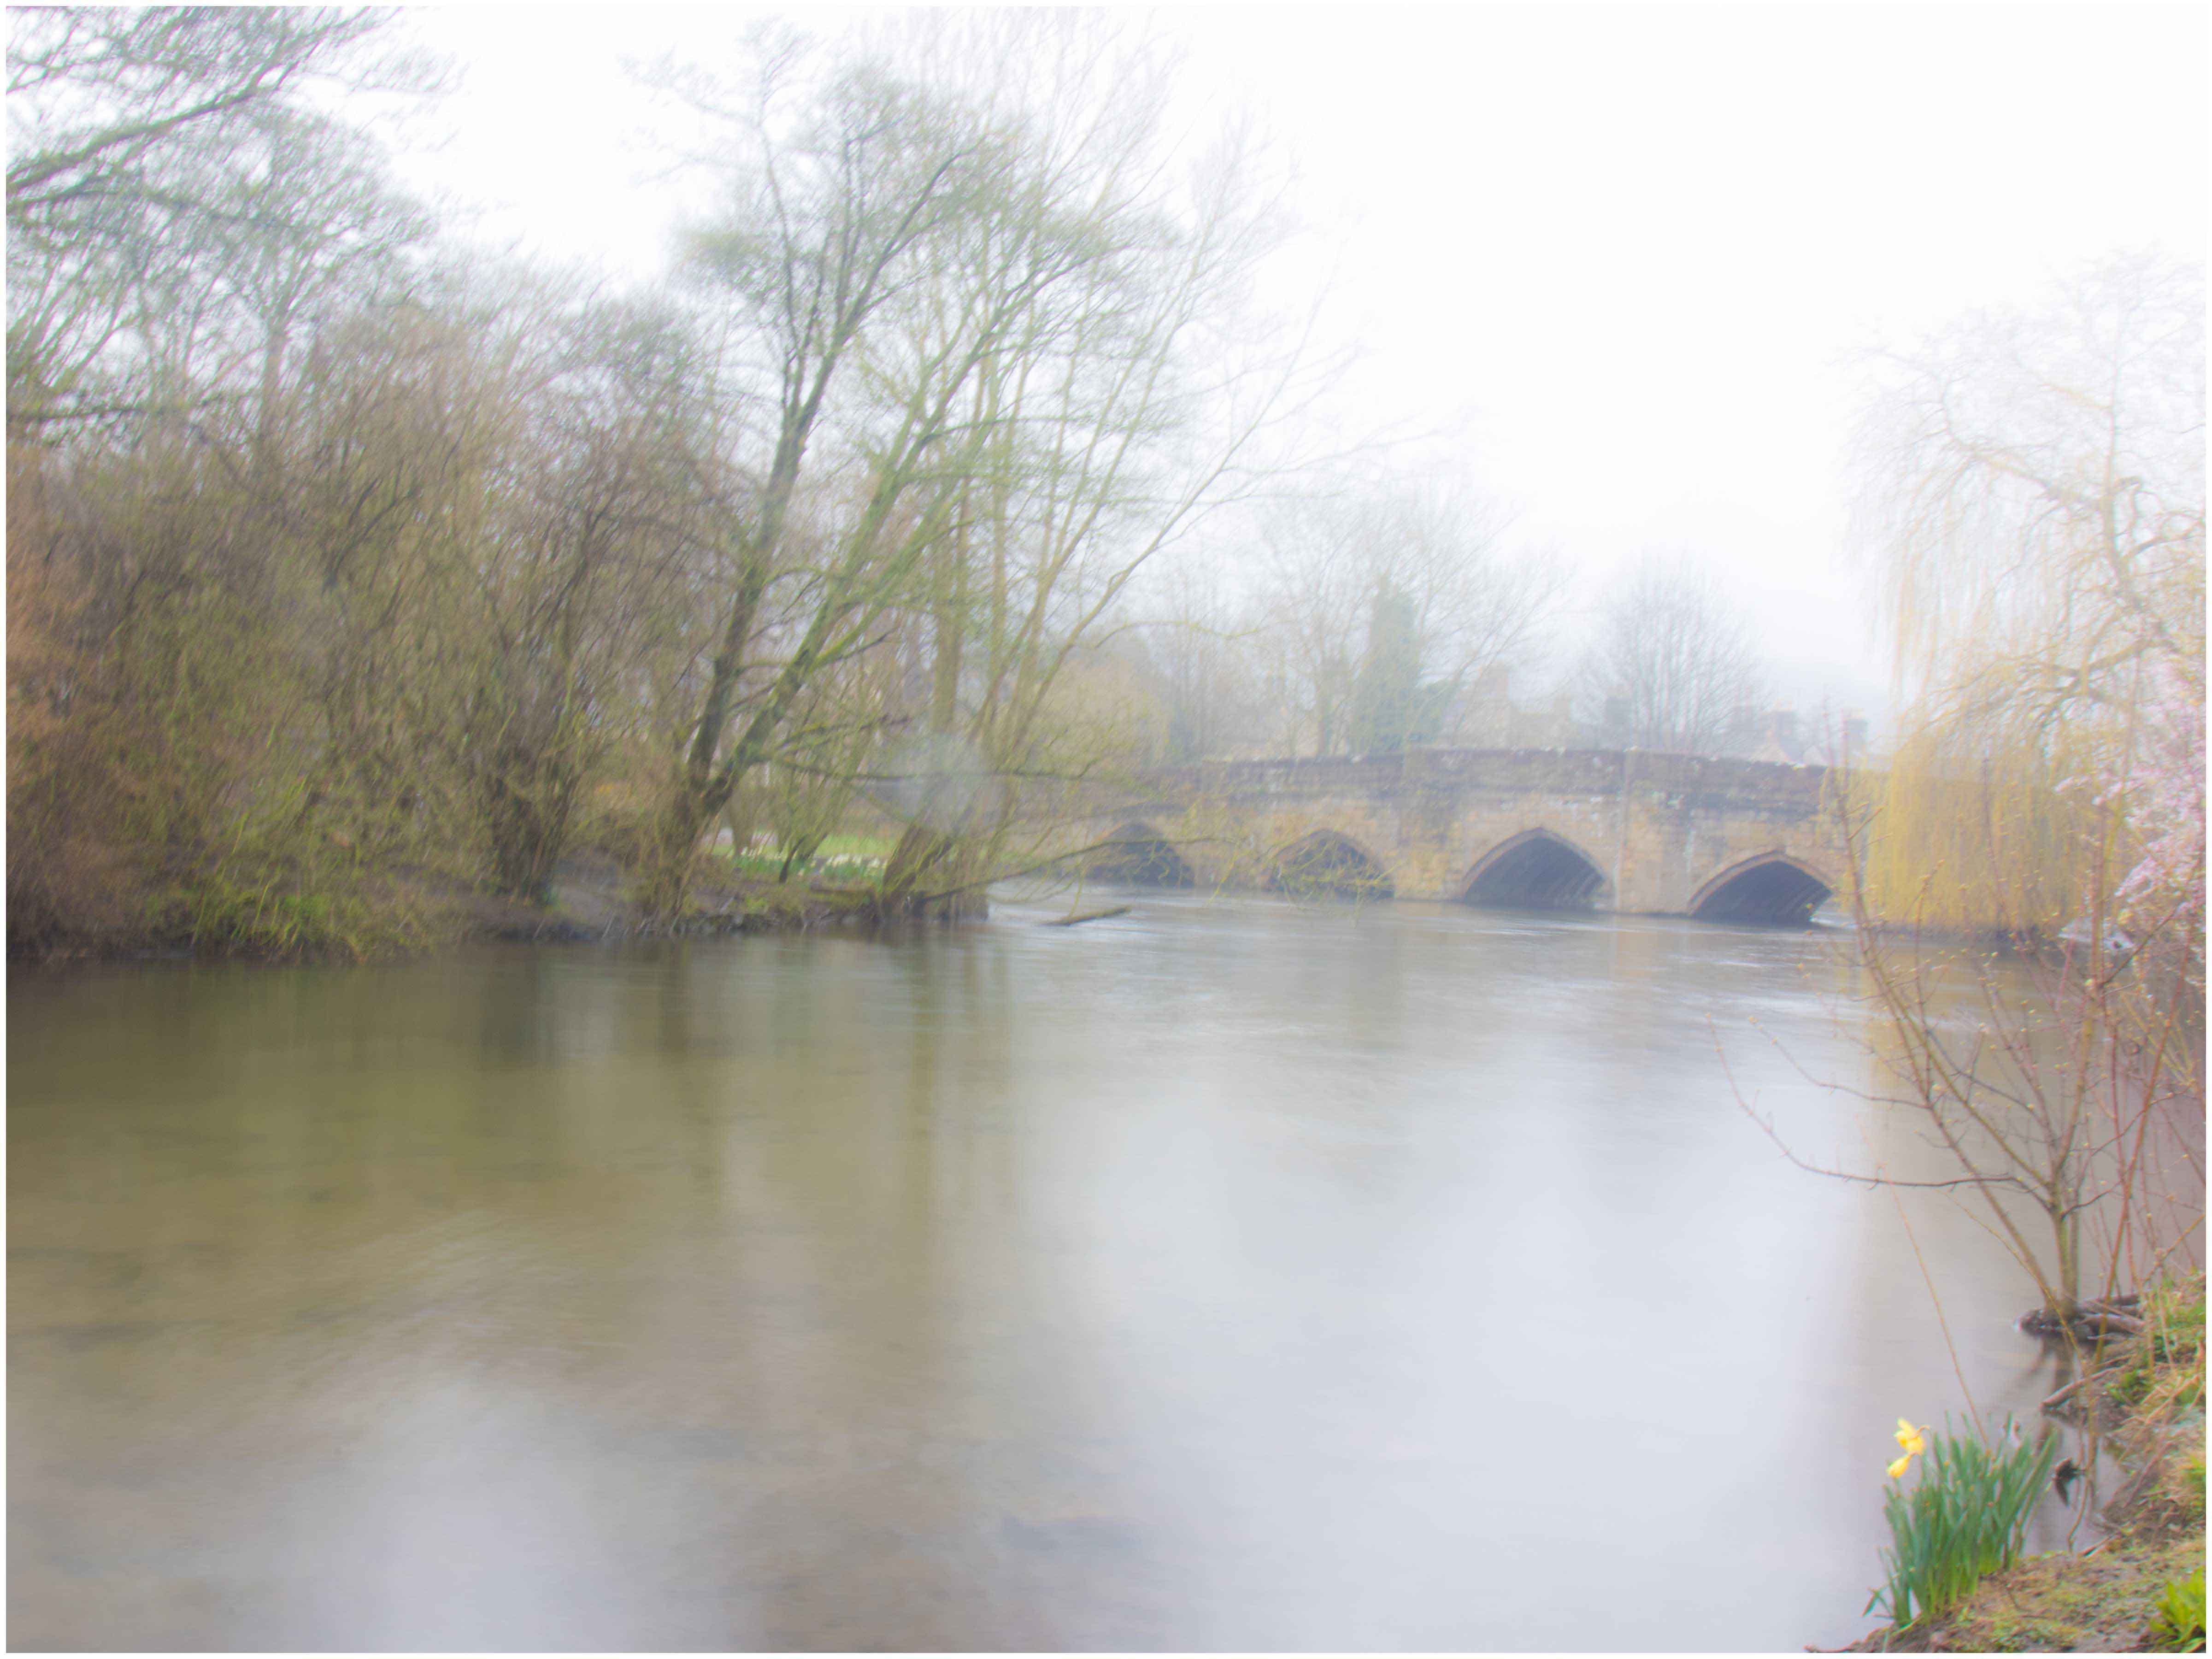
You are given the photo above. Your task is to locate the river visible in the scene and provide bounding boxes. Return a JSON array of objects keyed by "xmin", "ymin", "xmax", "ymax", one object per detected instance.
[{"xmin": 10, "ymin": 891, "xmax": 2083, "ymax": 1650}]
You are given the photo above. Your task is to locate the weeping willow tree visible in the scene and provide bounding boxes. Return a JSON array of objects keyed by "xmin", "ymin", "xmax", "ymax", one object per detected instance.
[
  {"xmin": 1843, "ymin": 727, "xmax": 2122, "ymax": 938},
  {"xmin": 1830, "ymin": 253, "xmax": 2204, "ymax": 1314},
  {"xmin": 1847, "ymin": 253, "xmax": 2204, "ymax": 940}
]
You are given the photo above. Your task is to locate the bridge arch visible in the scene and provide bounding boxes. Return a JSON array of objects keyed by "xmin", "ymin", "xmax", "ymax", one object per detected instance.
[
  {"xmin": 1688, "ymin": 852, "xmax": 1834, "ymax": 925},
  {"xmin": 1266, "ymin": 829, "xmax": 1395, "ymax": 901},
  {"xmin": 1461, "ymin": 829, "xmax": 1612, "ymax": 911},
  {"xmin": 1088, "ymin": 819, "xmax": 1194, "ymax": 888}
]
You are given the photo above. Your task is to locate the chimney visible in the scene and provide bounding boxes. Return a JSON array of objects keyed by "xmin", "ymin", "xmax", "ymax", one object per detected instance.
[
  {"xmin": 1768, "ymin": 708, "xmax": 1797, "ymax": 747},
  {"xmin": 1843, "ymin": 714, "xmax": 1869, "ymax": 754}
]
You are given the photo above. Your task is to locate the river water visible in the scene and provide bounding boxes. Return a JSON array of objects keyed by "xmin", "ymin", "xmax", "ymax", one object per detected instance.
[{"xmin": 11, "ymin": 893, "xmax": 2085, "ymax": 1650}]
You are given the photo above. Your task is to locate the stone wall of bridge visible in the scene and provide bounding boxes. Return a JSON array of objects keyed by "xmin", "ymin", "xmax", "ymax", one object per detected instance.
[{"xmin": 1078, "ymin": 747, "xmax": 1843, "ymax": 921}]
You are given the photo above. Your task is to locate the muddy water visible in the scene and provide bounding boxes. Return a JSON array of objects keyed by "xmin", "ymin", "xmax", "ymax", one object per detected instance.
[{"xmin": 11, "ymin": 895, "xmax": 2078, "ymax": 1650}]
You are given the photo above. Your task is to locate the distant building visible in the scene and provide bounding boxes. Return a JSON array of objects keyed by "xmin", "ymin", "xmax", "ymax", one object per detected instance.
[
  {"xmin": 1453, "ymin": 666, "xmax": 1588, "ymax": 749},
  {"xmin": 1735, "ymin": 706, "xmax": 1871, "ymax": 767}
]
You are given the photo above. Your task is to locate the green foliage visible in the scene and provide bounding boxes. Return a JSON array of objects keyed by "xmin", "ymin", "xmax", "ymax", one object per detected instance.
[
  {"xmin": 2147, "ymin": 1277, "xmax": 2207, "ymax": 1366},
  {"xmin": 2115, "ymin": 1276, "xmax": 2208, "ymax": 1411},
  {"xmin": 1869, "ymin": 1418, "xmax": 2060, "ymax": 1629},
  {"xmin": 1347, "ymin": 583, "xmax": 1423, "ymax": 755},
  {"xmin": 1344, "ymin": 582, "xmax": 1458, "ymax": 757},
  {"xmin": 2152, "ymin": 1572, "xmax": 2206, "ymax": 1652}
]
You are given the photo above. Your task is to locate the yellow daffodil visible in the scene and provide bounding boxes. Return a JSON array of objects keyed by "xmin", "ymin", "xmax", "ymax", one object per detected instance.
[{"xmin": 1887, "ymin": 1418, "xmax": 1929, "ymax": 1478}]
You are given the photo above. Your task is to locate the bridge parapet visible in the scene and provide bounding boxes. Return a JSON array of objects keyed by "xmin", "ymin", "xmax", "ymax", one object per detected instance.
[{"xmin": 1148, "ymin": 747, "xmax": 1828, "ymax": 810}]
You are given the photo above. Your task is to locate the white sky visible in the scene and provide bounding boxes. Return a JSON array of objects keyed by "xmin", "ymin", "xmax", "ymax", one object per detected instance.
[{"xmin": 387, "ymin": 4, "xmax": 2208, "ymax": 722}]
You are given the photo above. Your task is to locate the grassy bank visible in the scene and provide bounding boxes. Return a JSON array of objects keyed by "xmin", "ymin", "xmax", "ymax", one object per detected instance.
[
  {"xmin": 378, "ymin": 842, "xmax": 904, "ymax": 951},
  {"xmin": 10, "ymin": 843, "xmax": 896, "ymax": 966},
  {"xmin": 1853, "ymin": 1276, "xmax": 2206, "ymax": 1653}
]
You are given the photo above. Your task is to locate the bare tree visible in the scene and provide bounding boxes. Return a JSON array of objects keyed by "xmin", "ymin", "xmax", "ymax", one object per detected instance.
[
  {"xmin": 6, "ymin": 8, "xmax": 394, "ymax": 218},
  {"xmin": 631, "ymin": 20, "xmax": 1325, "ymax": 919},
  {"xmin": 445, "ymin": 286, "xmax": 719, "ymax": 901},
  {"xmin": 1252, "ymin": 500, "xmax": 1369, "ymax": 757},
  {"xmin": 1853, "ymin": 252, "xmax": 2203, "ymax": 728},
  {"xmin": 1577, "ymin": 549, "xmax": 1765, "ymax": 754},
  {"xmin": 1256, "ymin": 481, "xmax": 1563, "ymax": 756},
  {"xmin": 6, "ymin": 7, "xmax": 435, "ymax": 432},
  {"xmin": 628, "ymin": 41, "xmax": 1011, "ymax": 917},
  {"xmin": 1138, "ymin": 560, "xmax": 1269, "ymax": 763},
  {"xmin": 202, "ymin": 108, "xmax": 434, "ymax": 453},
  {"xmin": 858, "ymin": 23, "xmax": 1334, "ymax": 911}
]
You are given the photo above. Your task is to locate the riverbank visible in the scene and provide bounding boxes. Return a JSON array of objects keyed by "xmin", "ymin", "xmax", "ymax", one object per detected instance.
[
  {"xmin": 1847, "ymin": 1277, "xmax": 2206, "ymax": 1654},
  {"xmin": 7, "ymin": 851, "xmax": 890, "ymax": 966},
  {"xmin": 459, "ymin": 855, "xmax": 882, "ymax": 944}
]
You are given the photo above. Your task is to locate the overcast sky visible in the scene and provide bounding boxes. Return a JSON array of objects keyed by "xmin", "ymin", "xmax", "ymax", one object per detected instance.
[{"xmin": 388, "ymin": 4, "xmax": 2207, "ymax": 724}]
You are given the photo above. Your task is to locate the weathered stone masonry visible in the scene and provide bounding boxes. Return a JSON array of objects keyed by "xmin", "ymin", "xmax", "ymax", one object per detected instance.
[{"xmin": 1084, "ymin": 747, "xmax": 1842, "ymax": 922}]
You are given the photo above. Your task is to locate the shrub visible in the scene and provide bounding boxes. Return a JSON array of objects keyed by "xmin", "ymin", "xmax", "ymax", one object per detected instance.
[{"xmin": 1869, "ymin": 1417, "xmax": 2060, "ymax": 1628}]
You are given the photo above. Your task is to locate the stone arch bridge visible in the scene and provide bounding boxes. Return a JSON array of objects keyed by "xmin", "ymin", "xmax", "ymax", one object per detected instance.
[{"xmin": 1077, "ymin": 747, "xmax": 1844, "ymax": 925}]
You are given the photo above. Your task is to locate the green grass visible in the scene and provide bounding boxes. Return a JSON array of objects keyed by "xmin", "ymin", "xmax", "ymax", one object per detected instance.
[
  {"xmin": 811, "ymin": 834, "xmax": 896, "ymax": 859},
  {"xmin": 153, "ymin": 871, "xmax": 427, "ymax": 961},
  {"xmin": 2145, "ymin": 1276, "xmax": 2206, "ymax": 1368},
  {"xmin": 710, "ymin": 835, "xmax": 891, "ymax": 888},
  {"xmin": 2116, "ymin": 1276, "xmax": 2208, "ymax": 1410},
  {"xmin": 1869, "ymin": 1416, "xmax": 2060, "ymax": 1629},
  {"xmin": 1937, "ymin": 1534, "xmax": 2206, "ymax": 1653},
  {"xmin": 2178, "ymin": 1451, "xmax": 2208, "ymax": 1527}
]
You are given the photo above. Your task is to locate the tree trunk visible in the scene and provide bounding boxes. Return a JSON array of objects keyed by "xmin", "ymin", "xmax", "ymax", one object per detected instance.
[
  {"xmin": 876, "ymin": 822, "xmax": 987, "ymax": 921},
  {"xmin": 641, "ymin": 780, "xmax": 717, "ymax": 924}
]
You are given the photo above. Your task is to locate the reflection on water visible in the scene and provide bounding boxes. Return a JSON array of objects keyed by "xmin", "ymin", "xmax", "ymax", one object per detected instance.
[{"xmin": 11, "ymin": 894, "xmax": 2075, "ymax": 1650}]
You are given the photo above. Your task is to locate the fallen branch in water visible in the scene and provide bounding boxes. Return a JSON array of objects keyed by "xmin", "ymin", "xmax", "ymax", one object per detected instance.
[
  {"xmin": 2022, "ymin": 1295, "xmax": 2145, "ymax": 1344},
  {"xmin": 2040, "ymin": 1365, "xmax": 2128, "ymax": 1413},
  {"xmin": 1043, "ymin": 906, "xmax": 1130, "ymax": 928}
]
